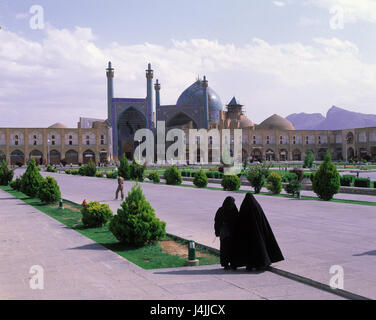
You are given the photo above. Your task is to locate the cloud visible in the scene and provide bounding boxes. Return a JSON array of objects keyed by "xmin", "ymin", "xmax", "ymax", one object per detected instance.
[
  {"xmin": 306, "ymin": 0, "xmax": 376, "ymax": 23},
  {"xmin": 273, "ymin": 1, "xmax": 286, "ymax": 7},
  {"xmin": 0, "ymin": 26, "xmax": 376, "ymax": 127}
]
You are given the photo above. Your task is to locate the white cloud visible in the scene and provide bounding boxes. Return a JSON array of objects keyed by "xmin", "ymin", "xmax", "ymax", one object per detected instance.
[
  {"xmin": 307, "ymin": 0, "xmax": 376, "ymax": 23},
  {"xmin": 273, "ymin": 1, "xmax": 286, "ymax": 7},
  {"xmin": 0, "ymin": 26, "xmax": 376, "ymax": 127}
]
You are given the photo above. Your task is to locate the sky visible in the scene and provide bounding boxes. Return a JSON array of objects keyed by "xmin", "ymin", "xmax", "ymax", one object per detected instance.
[{"xmin": 1, "ymin": 0, "xmax": 376, "ymax": 127}]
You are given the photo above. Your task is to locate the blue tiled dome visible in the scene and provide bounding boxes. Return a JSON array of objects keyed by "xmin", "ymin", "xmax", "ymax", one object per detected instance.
[{"xmin": 176, "ymin": 80, "xmax": 223, "ymax": 112}]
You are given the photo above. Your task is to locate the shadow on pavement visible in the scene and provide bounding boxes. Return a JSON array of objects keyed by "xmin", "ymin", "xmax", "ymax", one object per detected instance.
[
  {"xmin": 153, "ymin": 268, "xmax": 266, "ymax": 276},
  {"xmin": 353, "ymin": 250, "xmax": 376, "ymax": 256}
]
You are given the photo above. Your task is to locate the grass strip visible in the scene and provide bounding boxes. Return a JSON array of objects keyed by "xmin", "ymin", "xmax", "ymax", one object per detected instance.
[{"xmin": 0, "ymin": 186, "xmax": 219, "ymax": 269}]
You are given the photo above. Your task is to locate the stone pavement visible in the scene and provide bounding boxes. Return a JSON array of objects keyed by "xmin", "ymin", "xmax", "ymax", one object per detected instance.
[
  {"xmin": 24, "ymin": 170, "xmax": 376, "ymax": 299},
  {"xmin": 0, "ymin": 189, "xmax": 342, "ymax": 300}
]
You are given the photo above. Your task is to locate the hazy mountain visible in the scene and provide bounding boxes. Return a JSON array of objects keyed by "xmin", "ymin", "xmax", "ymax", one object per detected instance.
[{"xmin": 286, "ymin": 106, "xmax": 376, "ymax": 130}]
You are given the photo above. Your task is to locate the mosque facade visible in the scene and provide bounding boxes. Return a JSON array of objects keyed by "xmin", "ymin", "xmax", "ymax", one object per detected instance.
[{"xmin": 0, "ymin": 62, "xmax": 376, "ymax": 165}]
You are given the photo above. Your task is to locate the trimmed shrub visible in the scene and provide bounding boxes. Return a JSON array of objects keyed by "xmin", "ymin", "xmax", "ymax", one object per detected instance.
[
  {"xmin": 164, "ymin": 165, "xmax": 182, "ymax": 185},
  {"xmin": 147, "ymin": 171, "xmax": 160, "ymax": 183},
  {"xmin": 0, "ymin": 160, "xmax": 14, "ymax": 186},
  {"xmin": 282, "ymin": 172, "xmax": 298, "ymax": 183},
  {"xmin": 193, "ymin": 170, "xmax": 208, "ymax": 188},
  {"xmin": 21, "ymin": 158, "xmax": 44, "ymax": 197},
  {"xmin": 312, "ymin": 151, "xmax": 340, "ymax": 201},
  {"xmin": 221, "ymin": 174, "xmax": 241, "ymax": 191},
  {"xmin": 10, "ymin": 176, "xmax": 22, "ymax": 191},
  {"xmin": 106, "ymin": 171, "xmax": 118, "ymax": 179},
  {"xmin": 109, "ymin": 184, "xmax": 166, "ymax": 246},
  {"xmin": 130, "ymin": 160, "xmax": 145, "ymax": 182},
  {"xmin": 340, "ymin": 175, "xmax": 355, "ymax": 186},
  {"xmin": 38, "ymin": 176, "xmax": 61, "ymax": 203},
  {"xmin": 246, "ymin": 165, "xmax": 270, "ymax": 193},
  {"xmin": 354, "ymin": 177, "xmax": 371, "ymax": 188},
  {"xmin": 266, "ymin": 172, "xmax": 282, "ymax": 194},
  {"xmin": 95, "ymin": 171, "xmax": 104, "ymax": 178},
  {"xmin": 79, "ymin": 159, "xmax": 96, "ymax": 177},
  {"xmin": 118, "ymin": 153, "xmax": 131, "ymax": 180},
  {"xmin": 46, "ymin": 164, "xmax": 57, "ymax": 173},
  {"xmin": 284, "ymin": 179, "xmax": 302, "ymax": 198},
  {"xmin": 81, "ymin": 201, "xmax": 113, "ymax": 228},
  {"xmin": 303, "ymin": 150, "xmax": 314, "ymax": 168}
]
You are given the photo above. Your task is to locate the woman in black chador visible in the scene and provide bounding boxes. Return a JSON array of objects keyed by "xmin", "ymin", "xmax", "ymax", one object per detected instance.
[
  {"xmin": 234, "ymin": 193, "xmax": 284, "ymax": 270},
  {"xmin": 214, "ymin": 196, "xmax": 238, "ymax": 270}
]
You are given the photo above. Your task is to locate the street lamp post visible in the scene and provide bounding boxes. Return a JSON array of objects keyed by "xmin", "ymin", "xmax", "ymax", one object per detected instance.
[{"xmin": 47, "ymin": 139, "xmax": 50, "ymax": 166}]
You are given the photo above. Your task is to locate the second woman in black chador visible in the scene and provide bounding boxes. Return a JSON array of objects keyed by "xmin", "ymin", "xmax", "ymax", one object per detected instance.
[{"xmin": 233, "ymin": 193, "xmax": 284, "ymax": 270}]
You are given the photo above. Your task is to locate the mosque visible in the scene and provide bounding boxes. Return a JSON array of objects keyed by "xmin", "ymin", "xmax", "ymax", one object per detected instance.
[{"xmin": 0, "ymin": 62, "xmax": 375, "ymax": 165}]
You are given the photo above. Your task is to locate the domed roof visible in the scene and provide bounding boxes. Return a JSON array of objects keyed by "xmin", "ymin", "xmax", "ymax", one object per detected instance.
[
  {"xmin": 176, "ymin": 79, "xmax": 223, "ymax": 111},
  {"xmin": 49, "ymin": 122, "xmax": 68, "ymax": 129},
  {"xmin": 257, "ymin": 114, "xmax": 295, "ymax": 131},
  {"xmin": 239, "ymin": 116, "xmax": 254, "ymax": 128}
]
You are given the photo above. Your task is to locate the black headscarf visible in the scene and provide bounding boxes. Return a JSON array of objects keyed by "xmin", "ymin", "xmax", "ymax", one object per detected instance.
[
  {"xmin": 214, "ymin": 196, "xmax": 238, "ymax": 238},
  {"xmin": 234, "ymin": 193, "xmax": 284, "ymax": 268}
]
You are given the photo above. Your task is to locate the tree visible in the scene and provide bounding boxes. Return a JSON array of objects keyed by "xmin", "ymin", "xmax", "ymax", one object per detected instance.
[
  {"xmin": 303, "ymin": 150, "xmax": 314, "ymax": 168},
  {"xmin": 38, "ymin": 176, "xmax": 61, "ymax": 203},
  {"xmin": 312, "ymin": 150, "xmax": 340, "ymax": 201},
  {"xmin": 21, "ymin": 158, "xmax": 44, "ymax": 197},
  {"xmin": 193, "ymin": 169, "xmax": 208, "ymax": 188},
  {"xmin": 0, "ymin": 160, "xmax": 14, "ymax": 186},
  {"xmin": 266, "ymin": 172, "xmax": 282, "ymax": 194},
  {"xmin": 246, "ymin": 164, "xmax": 270, "ymax": 193},
  {"xmin": 118, "ymin": 153, "xmax": 131, "ymax": 180}
]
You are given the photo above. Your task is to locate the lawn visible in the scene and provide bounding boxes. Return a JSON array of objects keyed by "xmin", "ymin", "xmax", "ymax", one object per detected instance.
[{"xmin": 0, "ymin": 186, "xmax": 219, "ymax": 269}]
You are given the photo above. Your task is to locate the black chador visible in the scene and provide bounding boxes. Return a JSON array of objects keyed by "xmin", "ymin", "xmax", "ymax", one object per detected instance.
[
  {"xmin": 214, "ymin": 196, "xmax": 238, "ymax": 269},
  {"xmin": 234, "ymin": 193, "xmax": 284, "ymax": 270}
]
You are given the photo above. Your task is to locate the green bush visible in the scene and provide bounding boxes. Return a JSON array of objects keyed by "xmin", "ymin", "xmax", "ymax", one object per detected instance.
[
  {"xmin": 282, "ymin": 172, "xmax": 298, "ymax": 183},
  {"xmin": 193, "ymin": 170, "xmax": 208, "ymax": 188},
  {"xmin": 65, "ymin": 169, "xmax": 72, "ymax": 175},
  {"xmin": 290, "ymin": 168, "xmax": 304, "ymax": 181},
  {"xmin": 106, "ymin": 171, "xmax": 118, "ymax": 179},
  {"xmin": 10, "ymin": 176, "xmax": 22, "ymax": 191},
  {"xmin": 246, "ymin": 165, "xmax": 270, "ymax": 193},
  {"xmin": 0, "ymin": 160, "xmax": 14, "ymax": 186},
  {"xmin": 79, "ymin": 159, "xmax": 97, "ymax": 176},
  {"xmin": 130, "ymin": 160, "xmax": 145, "ymax": 182},
  {"xmin": 147, "ymin": 171, "xmax": 160, "ymax": 183},
  {"xmin": 266, "ymin": 172, "xmax": 282, "ymax": 194},
  {"xmin": 46, "ymin": 164, "xmax": 57, "ymax": 173},
  {"xmin": 284, "ymin": 179, "xmax": 302, "ymax": 198},
  {"xmin": 164, "ymin": 165, "xmax": 182, "ymax": 185},
  {"xmin": 38, "ymin": 176, "xmax": 61, "ymax": 203},
  {"xmin": 221, "ymin": 174, "xmax": 241, "ymax": 191},
  {"xmin": 81, "ymin": 201, "xmax": 113, "ymax": 228},
  {"xmin": 303, "ymin": 150, "xmax": 314, "ymax": 168},
  {"xmin": 118, "ymin": 153, "xmax": 131, "ymax": 180},
  {"xmin": 109, "ymin": 184, "xmax": 166, "ymax": 246},
  {"xmin": 354, "ymin": 177, "xmax": 371, "ymax": 188},
  {"xmin": 340, "ymin": 175, "xmax": 355, "ymax": 186},
  {"xmin": 95, "ymin": 171, "xmax": 104, "ymax": 178},
  {"xmin": 21, "ymin": 158, "xmax": 44, "ymax": 197},
  {"xmin": 312, "ymin": 151, "xmax": 340, "ymax": 201}
]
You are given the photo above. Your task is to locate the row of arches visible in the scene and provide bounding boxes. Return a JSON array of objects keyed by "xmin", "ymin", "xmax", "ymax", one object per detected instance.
[{"xmin": 4, "ymin": 149, "xmax": 101, "ymax": 165}]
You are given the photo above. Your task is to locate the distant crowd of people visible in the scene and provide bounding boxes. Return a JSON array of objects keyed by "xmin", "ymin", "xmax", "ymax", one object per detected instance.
[{"xmin": 215, "ymin": 193, "xmax": 284, "ymax": 271}]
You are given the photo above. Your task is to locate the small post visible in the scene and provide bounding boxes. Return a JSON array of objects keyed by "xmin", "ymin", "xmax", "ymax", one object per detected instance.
[
  {"xmin": 59, "ymin": 199, "xmax": 63, "ymax": 209},
  {"xmin": 186, "ymin": 240, "xmax": 199, "ymax": 266}
]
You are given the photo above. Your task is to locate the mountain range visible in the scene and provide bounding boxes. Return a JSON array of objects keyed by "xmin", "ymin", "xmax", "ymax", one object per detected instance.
[{"xmin": 286, "ymin": 106, "xmax": 376, "ymax": 130}]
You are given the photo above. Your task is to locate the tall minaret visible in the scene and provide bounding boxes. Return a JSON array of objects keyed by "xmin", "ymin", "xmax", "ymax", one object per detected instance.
[
  {"xmin": 146, "ymin": 63, "xmax": 154, "ymax": 129},
  {"xmin": 106, "ymin": 61, "xmax": 114, "ymax": 126},
  {"xmin": 154, "ymin": 79, "xmax": 161, "ymax": 115},
  {"xmin": 202, "ymin": 76, "xmax": 209, "ymax": 129}
]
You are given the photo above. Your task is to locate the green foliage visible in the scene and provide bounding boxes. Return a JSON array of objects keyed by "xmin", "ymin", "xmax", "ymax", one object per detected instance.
[
  {"xmin": 10, "ymin": 176, "xmax": 22, "ymax": 191},
  {"xmin": 81, "ymin": 201, "xmax": 113, "ymax": 228},
  {"xmin": 0, "ymin": 160, "xmax": 14, "ymax": 186},
  {"xmin": 38, "ymin": 176, "xmax": 61, "ymax": 203},
  {"xmin": 303, "ymin": 150, "xmax": 314, "ymax": 168},
  {"xmin": 79, "ymin": 159, "xmax": 97, "ymax": 176},
  {"xmin": 221, "ymin": 174, "xmax": 241, "ymax": 191},
  {"xmin": 354, "ymin": 177, "xmax": 371, "ymax": 188},
  {"xmin": 109, "ymin": 184, "xmax": 166, "ymax": 246},
  {"xmin": 147, "ymin": 171, "xmax": 160, "ymax": 183},
  {"xmin": 290, "ymin": 168, "xmax": 304, "ymax": 181},
  {"xmin": 164, "ymin": 165, "xmax": 182, "ymax": 185},
  {"xmin": 193, "ymin": 170, "xmax": 208, "ymax": 188},
  {"xmin": 46, "ymin": 164, "xmax": 57, "ymax": 173},
  {"xmin": 246, "ymin": 165, "xmax": 270, "ymax": 193},
  {"xmin": 130, "ymin": 160, "xmax": 145, "ymax": 182},
  {"xmin": 284, "ymin": 179, "xmax": 302, "ymax": 197},
  {"xmin": 243, "ymin": 157, "xmax": 248, "ymax": 171},
  {"xmin": 340, "ymin": 175, "xmax": 355, "ymax": 186},
  {"xmin": 106, "ymin": 171, "xmax": 118, "ymax": 179},
  {"xmin": 312, "ymin": 151, "xmax": 340, "ymax": 201},
  {"xmin": 95, "ymin": 171, "xmax": 104, "ymax": 178},
  {"xmin": 282, "ymin": 172, "xmax": 298, "ymax": 183},
  {"xmin": 266, "ymin": 172, "xmax": 282, "ymax": 194},
  {"xmin": 118, "ymin": 154, "xmax": 131, "ymax": 180},
  {"xmin": 21, "ymin": 158, "xmax": 44, "ymax": 197}
]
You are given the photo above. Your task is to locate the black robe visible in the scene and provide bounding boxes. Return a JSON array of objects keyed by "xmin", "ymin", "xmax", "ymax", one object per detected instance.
[
  {"xmin": 233, "ymin": 193, "xmax": 284, "ymax": 268},
  {"xmin": 214, "ymin": 196, "xmax": 238, "ymax": 267}
]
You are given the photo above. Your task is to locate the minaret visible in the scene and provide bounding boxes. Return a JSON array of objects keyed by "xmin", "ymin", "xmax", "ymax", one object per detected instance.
[
  {"xmin": 202, "ymin": 76, "xmax": 209, "ymax": 129},
  {"xmin": 146, "ymin": 63, "xmax": 154, "ymax": 129},
  {"xmin": 106, "ymin": 61, "xmax": 114, "ymax": 126},
  {"xmin": 154, "ymin": 79, "xmax": 161, "ymax": 111}
]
